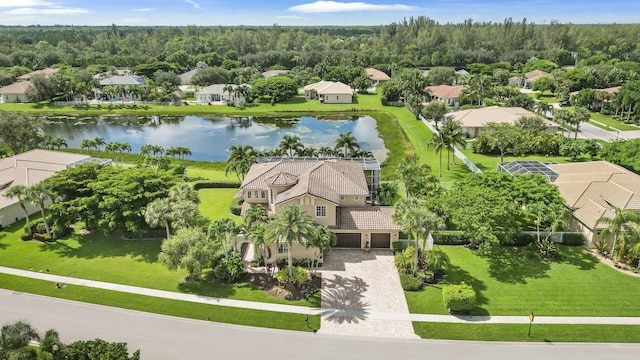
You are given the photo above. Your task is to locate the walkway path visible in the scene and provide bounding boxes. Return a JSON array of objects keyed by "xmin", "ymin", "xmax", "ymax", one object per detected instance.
[{"xmin": 3, "ymin": 264, "xmax": 640, "ymax": 336}]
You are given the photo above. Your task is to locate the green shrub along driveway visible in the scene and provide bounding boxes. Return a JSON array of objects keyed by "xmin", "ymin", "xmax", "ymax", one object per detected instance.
[{"xmin": 406, "ymin": 246, "xmax": 640, "ymax": 317}]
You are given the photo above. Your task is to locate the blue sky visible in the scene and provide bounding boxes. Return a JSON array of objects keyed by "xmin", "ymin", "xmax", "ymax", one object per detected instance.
[{"xmin": 0, "ymin": 0, "xmax": 637, "ymax": 26}]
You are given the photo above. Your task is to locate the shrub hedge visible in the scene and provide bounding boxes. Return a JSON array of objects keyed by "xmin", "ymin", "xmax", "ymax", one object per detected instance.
[
  {"xmin": 432, "ymin": 232, "xmax": 469, "ymax": 245},
  {"xmin": 400, "ymin": 273, "xmax": 423, "ymax": 291},
  {"xmin": 562, "ymin": 233, "xmax": 585, "ymax": 246},
  {"xmin": 443, "ymin": 282, "xmax": 476, "ymax": 312},
  {"xmin": 230, "ymin": 197, "xmax": 243, "ymax": 216},
  {"xmin": 194, "ymin": 181, "xmax": 241, "ymax": 189}
]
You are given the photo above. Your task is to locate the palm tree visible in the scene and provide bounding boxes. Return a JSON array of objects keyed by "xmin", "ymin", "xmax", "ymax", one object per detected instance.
[
  {"xmin": 264, "ymin": 205, "xmax": 317, "ymax": 280},
  {"xmin": 80, "ymin": 139, "xmax": 96, "ymax": 155},
  {"xmin": 114, "ymin": 85, "xmax": 126, "ymax": 103},
  {"xmin": 139, "ymin": 144, "xmax": 154, "ymax": 157},
  {"xmin": 170, "ymin": 200, "xmax": 200, "ymax": 230},
  {"xmin": 208, "ymin": 218, "xmax": 241, "ymax": 261},
  {"xmin": 572, "ymin": 107, "xmax": 591, "ymax": 140},
  {"xmin": 223, "ymin": 84, "xmax": 235, "ymax": 103},
  {"xmin": 278, "ymin": 134, "xmax": 304, "ymax": 157},
  {"xmin": 393, "ymin": 197, "xmax": 441, "ymax": 273},
  {"xmin": 166, "ymin": 146, "xmax": 192, "ymax": 164},
  {"xmin": 226, "ymin": 145, "xmax": 256, "ymax": 181},
  {"xmin": 169, "ymin": 183, "xmax": 200, "ymax": 204},
  {"xmin": 0, "ymin": 321, "xmax": 40, "ymax": 354},
  {"xmin": 428, "ymin": 131, "xmax": 446, "ymax": 177},
  {"xmin": 318, "ymin": 146, "xmax": 334, "ymax": 157},
  {"xmin": 334, "ymin": 131, "xmax": 360, "ymax": 157},
  {"xmin": 468, "ymin": 74, "xmax": 491, "ymax": 105},
  {"xmin": 534, "ymin": 101, "xmax": 552, "ymax": 117},
  {"xmin": 4, "ymin": 185, "xmax": 32, "ymax": 237},
  {"xmin": 145, "ymin": 198, "xmax": 173, "ymax": 238},
  {"xmin": 597, "ymin": 209, "xmax": 640, "ymax": 260},
  {"xmin": 43, "ymin": 136, "xmax": 67, "ymax": 150},
  {"xmin": 422, "ymin": 101, "xmax": 447, "ymax": 129},
  {"xmin": 26, "ymin": 182, "xmax": 52, "ymax": 238},
  {"xmin": 440, "ymin": 120, "xmax": 466, "ymax": 168},
  {"xmin": 308, "ymin": 225, "xmax": 336, "ymax": 274},
  {"xmin": 93, "ymin": 137, "xmax": 106, "ymax": 152},
  {"xmin": 244, "ymin": 204, "xmax": 269, "ymax": 232}
]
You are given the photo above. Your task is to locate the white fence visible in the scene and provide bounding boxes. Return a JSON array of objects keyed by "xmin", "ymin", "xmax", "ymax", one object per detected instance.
[{"xmin": 419, "ymin": 114, "xmax": 482, "ymax": 174}]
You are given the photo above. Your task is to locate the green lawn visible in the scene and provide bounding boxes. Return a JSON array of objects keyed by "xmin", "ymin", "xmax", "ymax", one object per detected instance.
[
  {"xmin": 198, "ymin": 188, "xmax": 242, "ymax": 223},
  {"xmin": 0, "ymin": 221, "xmax": 316, "ymax": 307},
  {"xmin": 459, "ymin": 148, "xmax": 594, "ymax": 173},
  {"xmin": 187, "ymin": 168, "xmax": 239, "ymax": 183},
  {"xmin": 406, "ymin": 246, "xmax": 640, "ymax": 317},
  {"xmin": 413, "ymin": 323, "xmax": 640, "ymax": 342},
  {"xmin": 0, "ymin": 273, "xmax": 319, "ymax": 332},
  {"xmin": 589, "ymin": 112, "xmax": 639, "ymax": 132}
]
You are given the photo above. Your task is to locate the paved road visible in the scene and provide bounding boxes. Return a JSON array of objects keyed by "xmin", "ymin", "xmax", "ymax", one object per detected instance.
[{"xmin": 2, "ymin": 290, "xmax": 640, "ymax": 360}]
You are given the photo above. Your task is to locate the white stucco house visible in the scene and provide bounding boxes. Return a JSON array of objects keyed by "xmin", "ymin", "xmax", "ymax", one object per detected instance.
[
  {"xmin": 303, "ymin": 81, "xmax": 353, "ymax": 104},
  {"xmin": 195, "ymin": 84, "xmax": 250, "ymax": 105}
]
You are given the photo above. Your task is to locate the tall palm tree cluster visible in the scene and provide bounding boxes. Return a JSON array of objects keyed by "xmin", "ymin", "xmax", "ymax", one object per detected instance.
[
  {"xmin": 226, "ymin": 131, "xmax": 372, "ymax": 181},
  {"xmin": 596, "ymin": 209, "xmax": 640, "ymax": 268},
  {"xmin": 145, "ymin": 183, "xmax": 200, "ymax": 239},
  {"xmin": 4, "ymin": 182, "xmax": 55, "ymax": 240},
  {"xmin": 428, "ymin": 120, "xmax": 466, "ymax": 177}
]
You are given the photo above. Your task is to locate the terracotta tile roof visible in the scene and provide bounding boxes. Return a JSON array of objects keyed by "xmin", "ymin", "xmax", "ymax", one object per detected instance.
[
  {"xmin": 0, "ymin": 150, "xmax": 91, "ymax": 210},
  {"xmin": 525, "ymin": 70, "xmax": 551, "ymax": 80},
  {"xmin": 336, "ymin": 206, "xmax": 401, "ymax": 231},
  {"xmin": 17, "ymin": 68, "xmax": 59, "ymax": 81},
  {"xmin": 365, "ymin": 68, "xmax": 390, "ymax": 81},
  {"xmin": 262, "ymin": 70, "xmax": 288, "ymax": 78},
  {"xmin": 445, "ymin": 106, "xmax": 557, "ymax": 129},
  {"xmin": 264, "ymin": 172, "xmax": 298, "ymax": 186},
  {"xmin": 240, "ymin": 159, "xmax": 369, "ymax": 205},
  {"xmin": 425, "ymin": 85, "xmax": 467, "ymax": 99},
  {"xmin": 549, "ymin": 161, "xmax": 640, "ymax": 229},
  {"xmin": 0, "ymin": 81, "xmax": 32, "ymax": 95},
  {"xmin": 303, "ymin": 81, "xmax": 353, "ymax": 95}
]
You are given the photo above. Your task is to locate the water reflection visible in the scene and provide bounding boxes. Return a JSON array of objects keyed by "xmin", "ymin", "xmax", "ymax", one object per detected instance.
[{"xmin": 41, "ymin": 115, "xmax": 388, "ymax": 162}]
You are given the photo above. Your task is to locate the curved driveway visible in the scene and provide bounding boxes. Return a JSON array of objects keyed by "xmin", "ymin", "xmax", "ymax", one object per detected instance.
[{"xmin": 2, "ymin": 289, "xmax": 639, "ymax": 360}]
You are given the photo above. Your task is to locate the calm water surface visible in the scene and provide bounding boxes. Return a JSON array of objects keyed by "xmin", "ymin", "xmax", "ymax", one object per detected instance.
[{"xmin": 41, "ymin": 115, "xmax": 388, "ymax": 162}]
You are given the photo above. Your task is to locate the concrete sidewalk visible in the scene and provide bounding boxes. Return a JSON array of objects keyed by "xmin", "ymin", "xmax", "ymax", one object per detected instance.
[{"xmin": 3, "ymin": 265, "xmax": 640, "ymax": 328}]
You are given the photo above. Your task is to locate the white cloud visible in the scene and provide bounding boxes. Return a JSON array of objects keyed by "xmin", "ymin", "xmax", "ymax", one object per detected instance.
[
  {"xmin": 184, "ymin": 0, "xmax": 202, "ymax": 9},
  {"xmin": 132, "ymin": 8, "xmax": 153, "ymax": 12},
  {"xmin": 0, "ymin": 0, "xmax": 56, "ymax": 7},
  {"xmin": 289, "ymin": 1, "xmax": 416, "ymax": 13},
  {"xmin": 6, "ymin": 7, "xmax": 88, "ymax": 15}
]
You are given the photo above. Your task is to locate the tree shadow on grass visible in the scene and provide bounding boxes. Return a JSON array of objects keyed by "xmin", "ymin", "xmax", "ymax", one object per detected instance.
[
  {"xmin": 320, "ymin": 275, "xmax": 370, "ymax": 324},
  {"xmin": 440, "ymin": 263, "xmax": 489, "ymax": 316},
  {"xmin": 39, "ymin": 230, "xmax": 161, "ymax": 263},
  {"xmin": 177, "ymin": 275, "xmax": 237, "ymax": 300},
  {"xmin": 484, "ymin": 247, "xmax": 551, "ymax": 284},
  {"xmin": 559, "ymin": 246, "xmax": 598, "ymax": 270}
]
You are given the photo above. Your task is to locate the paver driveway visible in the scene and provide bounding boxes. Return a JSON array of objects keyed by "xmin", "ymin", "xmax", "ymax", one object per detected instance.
[{"xmin": 318, "ymin": 249, "xmax": 417, "ymax": 338}]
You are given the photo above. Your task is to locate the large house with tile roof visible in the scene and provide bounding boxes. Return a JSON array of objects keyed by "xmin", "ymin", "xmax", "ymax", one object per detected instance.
[
  {"xmin": 303, "ymin": 81, "xmax": 353, "ymax": 104},
  {"xmin": 365, "ymin": 68, "xmax": 391, "ymax": 86},
  {"xmin": 509, "ymin": 69, "xmax": 551, "ymax": 89},
  {"xmin": 548, "ymin": 161, "xmax": 640, "ymax": 247},
  {"xmin": 0, "ymin": 150, "xmax": 110, "ymax": 228},
  {"xmin": 444, "ymin": 106, "xmax": 559, "ymax": 138},
  {"xmin": 425, "ymin": 85, "xmax": 467, "ymax": 107},
  {"xmin": 237, "ymin": 159, "xmax": 400, "ymax": 262}
]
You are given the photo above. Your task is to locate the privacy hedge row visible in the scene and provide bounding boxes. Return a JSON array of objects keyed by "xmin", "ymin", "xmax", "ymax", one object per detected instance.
[
  {"xmin": 193, "ymin": 181, "xmax": 241, "ymax": 189},
  {"xmin": 442, "ymin": 282, "xmax": 476, "ymax": 312},
  {"xmin": 432, "ymin": 232, "xmax": 469, "ymax": 245},
  {"xmin": 562, "ymin": 233, "xmax": 586, "ymax": 246}
]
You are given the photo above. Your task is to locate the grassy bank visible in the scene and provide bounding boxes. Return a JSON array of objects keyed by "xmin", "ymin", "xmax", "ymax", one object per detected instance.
[{"xmin": 0, "ymin": 273, "xmax": 319, "ymax": 332}]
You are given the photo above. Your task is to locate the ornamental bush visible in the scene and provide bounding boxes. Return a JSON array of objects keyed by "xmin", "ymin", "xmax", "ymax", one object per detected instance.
[
  {"xmin": 274, "ymin": 266, "xmax": 308, "ymax": 287},
  {"xmin": 562, "ymin": 233, "xmax": 585, "ymax": 246},
  {"xmin": 442, "ymin": 282, "xmax": 476, "ymax": 312},
  {"xmin": 399, "ymin": 273, "xmax": 423, "ymax": 291}
]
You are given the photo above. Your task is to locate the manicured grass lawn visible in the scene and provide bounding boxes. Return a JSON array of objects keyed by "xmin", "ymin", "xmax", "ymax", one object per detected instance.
[
  {"xmin": 198, "ymin": 188, "xmax": 242, "ymax": 223},
  {"xmin": 187, "ymin": 168, "xmax": 239, "ymax": 183},
  {"xmin": 0, "ymin": 221, "xmax": 316, "ymax": 307},
  {"xmin": 413, "ymin": 323, "xmax": 640, "ymax": 342},
  {"xmin": 0, "ymin": 273, "xmax": 319, "ymax": 332},
  {"xmin": 589, "ymin": 112, "xmax": 639, "ymax": 132},
  {"xmin": 529, "ymin": 93, "xmax": 560, "ymax": 104},
  {"xmin": 405, "ymin": 246, "xmax": 640, "ymax": 317}
]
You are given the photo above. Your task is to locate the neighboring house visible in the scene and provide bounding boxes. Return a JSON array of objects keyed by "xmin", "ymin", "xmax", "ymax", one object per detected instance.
[
  {"xmin": 444, "ymin": 106, "xmax": 559, "ymax": 138},
  {"xmin": 508, "ymin": 70, "xmax": 551, "ymax": 89},
  {"xmin": 547, "ymin": 161, "xmax": 640, "ymax": 247},
  {"xmin": 569, "ymin": 86, "xmax": 621, "ymax": 98},
  {"xmin": 0, "ymin": 81, "xmax": 32, "ymax": 103},
  {"xmin": 195, "ymin": 84, "xmax": 250, "ymax": 105},
  {"xmin": 0, "ymin": 150, "xmax": 110, "ymax": 228},
  {"xmin": 98, "ymin": 75, "xmax": 147, "ymax": 101},
  {"xmin": 0, "ymin": 67, "xmax": 60, "ymax": 103},
  {"xmin": 16, "ymin": 68, "xmax": 59, "ymax": 81},
  {"xmin": 365, "ymin": 68, "xmax": 390, "ymax": 86},
  {"xmin": 262, "ymin": 70, "xmax": 288, "ymax": 78},
  {"xmin": 455, "ymin": 69, "xmax": 470, "ymax": 84},
  {"xmin": 179, "ymin": 69, "xmax": 199, "ymax": 85},
  {"xmin": 236, "ymin": 159, "xmax": 400, "ymax": 263},
  {"xmin": 303, "ymin": 81, "xmax": 353, "ymax": 104},
  {"xmin": 425, "ymin": 85, "xmax": 467, "ymax": 107}
]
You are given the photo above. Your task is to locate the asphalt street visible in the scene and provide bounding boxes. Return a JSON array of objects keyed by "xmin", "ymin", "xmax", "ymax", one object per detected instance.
[{"xmin": 1, "ymin": 289, "xmax": 639, "ymax": 360}]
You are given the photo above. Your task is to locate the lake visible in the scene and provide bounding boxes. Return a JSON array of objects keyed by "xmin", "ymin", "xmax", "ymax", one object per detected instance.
[{"xmin": 41, "ymin": 115, "xmax": 388, "ymax": 162}]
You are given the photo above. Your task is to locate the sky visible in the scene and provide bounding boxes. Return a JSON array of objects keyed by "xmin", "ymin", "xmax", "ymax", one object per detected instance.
[{"xmin": 0, "ymin": 0, "xmax": 638, "ymax": 27}]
